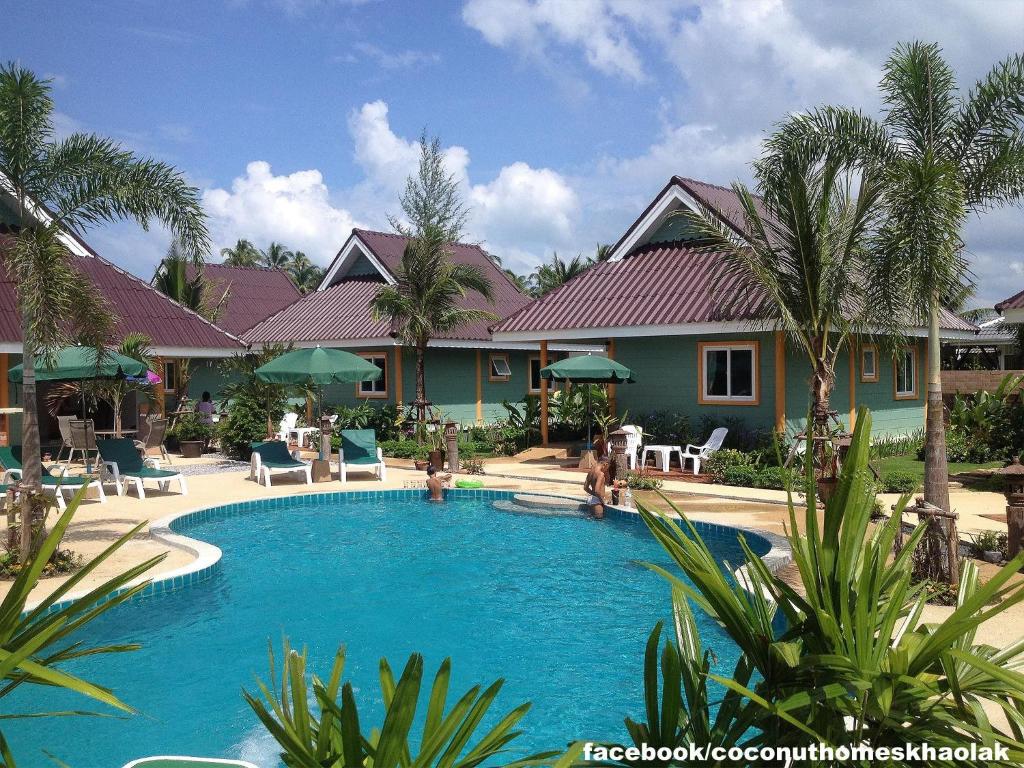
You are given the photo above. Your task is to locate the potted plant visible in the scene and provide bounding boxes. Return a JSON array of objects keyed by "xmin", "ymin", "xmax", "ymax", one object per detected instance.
[
  {"xmin": 970, "ymin": 530, "xmax": 1005, "ymax": 564},
  {"xmin": 427, "ymin": 422, "xmax": 445, "ymax": 471},
  {"xmin": 173, "ymin": 412, "xmax": 212, "ymax": 459}
]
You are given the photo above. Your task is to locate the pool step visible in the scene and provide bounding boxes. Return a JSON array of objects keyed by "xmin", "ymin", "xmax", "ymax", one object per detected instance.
[
  {"xmin": 493, "ymin": 499, "xmax": 587, "ymax": 517},
  {"xmin": 513, "ymin": 493, "xmax": 588, "ymax": 510}
]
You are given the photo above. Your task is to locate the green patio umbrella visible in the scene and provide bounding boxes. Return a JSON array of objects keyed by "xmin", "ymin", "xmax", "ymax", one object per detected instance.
[
  {"xmin": 8, "ymin": 345, "xmax": 149, "ymax": 418},
  {"xmin": 540, "ymin": 353, "xmax": 634, "ymax": 449},
  {"xmin": 255, "ymin": 346, "xmax": 383, "ymax": 459}
]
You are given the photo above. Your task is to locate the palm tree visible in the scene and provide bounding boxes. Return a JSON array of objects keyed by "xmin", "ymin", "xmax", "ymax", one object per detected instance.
[
  {"xmin": 154, "ymin": 239, "xmax": 229, "ymax": 322},
  {"xmin": 0, "ymin": 64, "xmax": 208, "ymax": 555},
  {"xmin": 93, "ymin": 332, "xmax": 155, "ymax": 438},
  {"xmin": 531, "ymin": 251, "xmax": 590, "ymax": 296},
  {"xmin": 220, "ymin": 238, "xmax": 261, "ymax": 267},
  {"xmin": 760, "ymin": 42, "xmax": 1024, "ymax": 520},
  {"xmin": 371, "ymin": 226, "xmax": 498, "ymax": 427},
  {"xmin": 288, "ymin": 250, "xmax": 323, "ymax": 294},
  {"xmin": 261, "ymin": 240, "xmax": 292, "ymax": 269},
  {"xmin": 592, "ymin": 242, "xmax": 613, "ymax": 263}
]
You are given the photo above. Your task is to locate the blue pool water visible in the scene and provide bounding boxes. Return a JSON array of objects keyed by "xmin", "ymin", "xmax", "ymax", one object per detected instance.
[{"xmin": 9, "ymin": 491, "xmax": 766, "ymax": 767}]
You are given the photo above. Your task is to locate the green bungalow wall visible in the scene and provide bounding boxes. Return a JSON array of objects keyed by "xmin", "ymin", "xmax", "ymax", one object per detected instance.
[{"xmin": 612, "ymin": 333, "xmax": 926, "ymax": 441}]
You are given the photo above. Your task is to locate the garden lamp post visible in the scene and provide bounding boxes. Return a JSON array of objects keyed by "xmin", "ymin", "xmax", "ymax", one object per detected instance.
[
  {"xmin": 996, "ymin": 457, "xmax": 1024, "ymax": 559},
  {"xmin": 608, "ymin": 428, "xmax": 628, "ymax": 484},
  {"xmin": 445, "ymin": 421, "xmax": 459, "ymax": 473}
]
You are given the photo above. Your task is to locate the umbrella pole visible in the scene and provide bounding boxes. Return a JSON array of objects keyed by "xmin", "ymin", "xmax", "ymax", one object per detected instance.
[{"xmin": 587, "ymin": 385, "xmax": 592, "ymax": 449}]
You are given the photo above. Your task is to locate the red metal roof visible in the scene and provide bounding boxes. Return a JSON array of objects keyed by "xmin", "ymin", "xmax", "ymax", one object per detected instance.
[
  {"xmin": 187, "ymin": 263, "xmax": 302, "ymax": 335},
  {"xmin": 246, "ymin": 229, "xmax": 531, "ymax": 344},
  {"xmin": 0, "ymin": 238, "xmax": 243, "ymax": 351},
  {"xmin": 493, "ymin": 241, "xmax": 977, "ymax": 336},
  {"xmin": 996, "ymin": 288, "xmax": 1024, "ymax": 311}
]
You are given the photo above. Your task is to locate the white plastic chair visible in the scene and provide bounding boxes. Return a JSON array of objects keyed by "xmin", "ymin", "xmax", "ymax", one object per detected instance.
[
  {"xmin": 621, "ymin": 425, "xmax": 643, "ymax": 469},
  {"xmin": 681, "ymin": 427, "xmax": 728, "ymax": 475},
  {"xmin": 275, "ymin": 412, "xmax": 299, "ymax": 442}
]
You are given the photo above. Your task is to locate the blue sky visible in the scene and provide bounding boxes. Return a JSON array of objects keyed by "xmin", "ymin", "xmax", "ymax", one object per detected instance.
[{"xmin": 3, "ymin": 0, "xmax": 1022, "ymax": 306}]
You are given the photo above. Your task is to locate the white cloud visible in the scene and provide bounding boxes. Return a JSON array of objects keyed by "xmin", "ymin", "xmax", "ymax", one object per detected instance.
[
  {"xmin": 462, "ymin": 0, "xmax": 649, "ymax": 81},
  {"xmin": 202, "ymin": 161, "xmax": 358, "ymax": 265},
  {"xmin": 345, "ymin": 43, "xmax": 441, "ymax": 70}
]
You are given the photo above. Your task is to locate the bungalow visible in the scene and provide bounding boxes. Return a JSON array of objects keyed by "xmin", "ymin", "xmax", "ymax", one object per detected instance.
[
  {"xmin": 243, "ymin": 228, "xmax": 599, "ymax": 423},
  {"xmin": 0, "ymin": 189, "xmax": 245, "ymax": 448},
  {"xmin": 491, "ymin": 176, "xmax": 979, "ymax": 442}
]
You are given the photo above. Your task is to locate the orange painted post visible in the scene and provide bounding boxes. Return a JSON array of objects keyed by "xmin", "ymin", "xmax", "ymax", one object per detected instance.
[
  {"xmin": 540, "ymin": 341, "xmax": 549, "ymax": 446},
  {"xmin": 153, "ymin": 357, "xmax": 166, "ymax": 415},
  {"xmin": 475, "ymin": 350, "xmax": 483, "ymax": 423},
  {"xmin": 394, "ymin": 346, "xmax": 403, "ymax": 407},
  {"xmin": 848, "ymin": 345, "xmax": 856, "ymax": 430},
  {"xmin": 607, "ymin": 338, "xmax": 617, "ymax": 417},
  {"xmin": 774, "ymin": 332, "xmax": 786, "ymax": 433},
  {"xmin": 0, "ymin": 353, "xmax": 8, "ymax": 446}
]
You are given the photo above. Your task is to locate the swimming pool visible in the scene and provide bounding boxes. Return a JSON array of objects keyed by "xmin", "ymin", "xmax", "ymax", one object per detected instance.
[{"xmin": 9, "ymin": 490, "xmax": 771, "ymax": 767}]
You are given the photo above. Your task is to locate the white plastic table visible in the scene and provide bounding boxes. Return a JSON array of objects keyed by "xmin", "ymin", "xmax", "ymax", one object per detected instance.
[
  {"xmin": 289, "ymin": 427, "xmax": 318, "ymax": 448},
  {"xmin": 641, "ymin": 444, "xmax": 684, "ymax": 473}
]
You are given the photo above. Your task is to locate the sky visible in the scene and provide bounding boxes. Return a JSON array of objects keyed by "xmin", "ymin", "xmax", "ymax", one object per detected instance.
[{"xmin": 2, "ymin": 0, "xmax": 1022, "ymax": 308}]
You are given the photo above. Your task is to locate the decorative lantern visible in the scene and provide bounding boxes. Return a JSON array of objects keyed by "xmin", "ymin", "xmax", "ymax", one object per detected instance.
[
  {"xmin": 444, "ymin": 421, "xmax": 460, "ymax": 473},
  {"xmin": 608, "ymin": 428, "xmax": 628, "ymax": 483},
  {"xmin": 996, "ymin": 457, "xmax": 1024, "ymax": 558}
]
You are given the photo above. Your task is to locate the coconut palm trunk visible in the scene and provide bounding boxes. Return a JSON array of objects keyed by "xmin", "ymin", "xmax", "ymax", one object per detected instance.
[
  {"xmin": 924, "ymin": 298, "xmax": 950, "ymax": 514},
  {"xmin": 415, "ymin": 340, "xmax": 427, "ymax": 431},
  {"xmin": 18, "ymin": 334, "xmax": 42, "ymax": 557}
]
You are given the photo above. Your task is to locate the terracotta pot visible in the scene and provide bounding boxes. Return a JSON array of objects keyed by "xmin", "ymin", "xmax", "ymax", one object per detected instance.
[
  {"xmin": 180, "ymin": 440, "xmax": 203, "ymax": 459},
  {"xmin": 816, "ymin": 477, "xmax": 839, "ymax": 503},
  {"xmin": 414, "ymin": 459, "xmax": 430, "ymax": 471},
  {"xmin": 429, "ymin": 450, "xmax": 444, "ymax": 471}
]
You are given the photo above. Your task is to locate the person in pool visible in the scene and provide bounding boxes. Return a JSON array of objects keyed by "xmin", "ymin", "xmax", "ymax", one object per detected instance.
[
  {"xmin": 426, "ymin": 465, "xmax": 451, "ymax": 501},
  {"xmin": 583, "ymin": 458, "xmax": 618, "ymax": 519}
]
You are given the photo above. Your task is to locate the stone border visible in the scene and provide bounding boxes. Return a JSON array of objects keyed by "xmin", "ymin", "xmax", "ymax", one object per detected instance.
[{"xmin": 28, "ymin": 488, "xmax": 790, "ymax": 614}]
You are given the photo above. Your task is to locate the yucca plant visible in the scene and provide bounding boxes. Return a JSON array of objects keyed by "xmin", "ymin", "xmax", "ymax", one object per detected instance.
[
  {"xmin": 632, "ymin": 407, "xmax": 1024, "ymax": 765},
  {"xmin": 0, "ymin": 488, "xmax": 164, "ymax": 765},
  {"xmin": 245, "ymin": 640, "xmax": 558, "ymax": 768}
]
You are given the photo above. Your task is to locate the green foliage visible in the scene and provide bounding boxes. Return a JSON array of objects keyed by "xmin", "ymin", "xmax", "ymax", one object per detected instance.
[
  {"xmin": 719, "ymin": 464, "xmax": 788, "ymax": 490},
  {"xmin": 702, "ymin": 448, "xmax": 757, "ymax": 479},
  {"xmin": 633, "ymin": 407, "xmax": 1024, "ymax": 764},
  {"xmin": 632, "ymin": 411, "xmax": 693, "ymax": 447},
  {"xmin": 502, "ymin": 395, "xmax": 540, "ymax": 446},
  {"xmin": 624, "ymin": 470, "xmax": 663, "ymax": 491},
  {"xmin": 245, "ymin": 640, "xmax": 553, "ymax": 768},
  {"xmin": 881, "ymin": 468, "xmax": 920, "ymax": 494},
  {"xmin": 530, "ymin": 252, "xmax": 591, "ymax": 296},
  {"xmin": 870, "ymin": 429, "xmax": 925, "ymax": 459},
  {"xmin": 219, "ymin": 392, "xmax": 282, "ymax": 460},
  {"xmin": 461, "ymin": 457, "xmax": 485, "ymax": 475},
  {"xmin": 0, "ymin": 489, "xmax": 163, "ymax": 764},
  {"xmin": 377, "ymin": 439, "xmax": 430, "ymax": 461},
  {"xmin": 220, "ymin": 238, "xmax": 262, "ymax": 267},
  {"xmin": 970, "ymin": 530, "xmax": 1007, "ymax": 558},
  {"xmin": 170, "ymin": 411, "xmax": 213, "ymax": 443}
]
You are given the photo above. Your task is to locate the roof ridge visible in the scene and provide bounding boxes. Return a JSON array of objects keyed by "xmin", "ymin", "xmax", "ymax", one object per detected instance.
[{"xmin": 92, "ymin": 252, "xmax": 246, "ymax": 346}]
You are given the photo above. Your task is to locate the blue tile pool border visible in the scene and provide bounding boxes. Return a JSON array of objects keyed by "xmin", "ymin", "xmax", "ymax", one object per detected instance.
[{"xmin": 29, "ymin": 488, "xmax": 789, "ymax": 616}]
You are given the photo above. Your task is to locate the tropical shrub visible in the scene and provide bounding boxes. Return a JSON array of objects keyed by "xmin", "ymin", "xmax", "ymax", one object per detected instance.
[
  {"xmin": 245, "ymin": 640, "xmax": 555, "ymax": 767},
  {"xmin": 169, "ymin": 411, "xmax": 213, "ymax": 444},
  {"xmin": 719, "ymin": 464, "xmax": 787, "ymax": 490},
  {"xmin": 218, "ymin": 391, "xmax": 283, "ymax": 460},
  {"xmin": 624, "ymin": 469, "xmax": 663, "ymax": 491},
  {"xmin": 970, "ymin": 530, "xmax": 1007, "ymax": 559},
  {"xmin": 702, "ymin": 448, "xmax": 757, "ymax": 479},
  {"xmin": 376, "ymin": 439, "xmax": 430, "ymax": 460},
  {"xmin": 881, "ymin": 469, "xmax": 919, "ymax": 494},
  {"xmin": 632, "ymin": 410, "xmax": 692, "ymax": 447},
  {"xmin": 0, "ymin": 490, "xmax": 163, "ymax": 764},
  {"xmin": 917, "ymin": 428, "xmax": 994, "ymax": 464},
  {"xmin": 870, "ymin": 428, "xmax": 924, "ymax": 459},
  {"xmin": 631, "ymin": 407, "xmax": 1024, "ymax": 765},
  {"xmin": 502, "ymin": 395, "xmax": 541, "ymax": 447}
]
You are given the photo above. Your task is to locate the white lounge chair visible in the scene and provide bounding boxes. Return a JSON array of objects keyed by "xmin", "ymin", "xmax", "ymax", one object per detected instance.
[
  {"xmin": 98, "ymin": 438, "xmax": 188, "ymax": 499},
  {"xmin": 250, "ymin": 440, "xmax": 311, "ymax": 487},
  {"xmin": 338, "ymin": 429, "xmax": 386, "ymax": 483},
  {"xmin": 681, "ymin": 427, "xmax": 729, "ymax": 475}
]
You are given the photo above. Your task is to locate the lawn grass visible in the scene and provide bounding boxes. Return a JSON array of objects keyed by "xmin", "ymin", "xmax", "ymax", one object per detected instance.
[{"xmin": 875, "ymin": 454, "xmax": 1002, "ymax": 488}]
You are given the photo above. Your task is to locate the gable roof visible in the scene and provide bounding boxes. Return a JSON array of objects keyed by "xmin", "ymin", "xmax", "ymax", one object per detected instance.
[
  {"xmin": 186, "ymin": 263, "xmax": 302, "ymax": 336},
  {"xmin": 996, "ymin": 288, "xmax": 1024, "ymax": 312},
  {"xmin": 494, "ymin": 175, "xmax": 978, "ymax": 341},
  {"xmin": 246, "ymin": 228, "xmax": 531, "ymax": 345},
  {"xmin": 0, "ymin": 237, "xmax": 245, "ymax": 354}
]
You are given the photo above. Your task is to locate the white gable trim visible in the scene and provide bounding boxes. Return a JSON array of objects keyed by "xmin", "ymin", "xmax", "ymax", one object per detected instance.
[
  {"xmin": 608, "ymin": 185, "xmax": 701, "ymax": 261},
  {"xmin": 318, "ymin": 232, "xmax": 395, "ymax": 290},
  {"xmin": 0, "ymin": 175, "xmax": 94, "ymax": 259}
]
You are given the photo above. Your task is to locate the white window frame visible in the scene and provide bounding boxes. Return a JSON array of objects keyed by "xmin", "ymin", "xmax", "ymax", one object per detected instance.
[
  {"xmin": 699, "ymin": 342, "xmax": 758, "ymax": 404},
  {"xmin": 357, "ymin": 352, "xmax": 388, "ymax": 399},
  {"xmin": 527, "ymin": 355, "xmax": 542, "ymax": 393},
  {"xmin": 489, "ymin": 353, "xmax": 512, "ymax": 382},
  {"xmin": 163, "ymin": 360, "xmax": 177, "ymax": 394},
  {"xmin": 895, "ymin": 347, "xmax": 917, "ymax": 400},
  {"xmin": 861, "ymin": 345, "xmax": 878, "ymax": 383}
]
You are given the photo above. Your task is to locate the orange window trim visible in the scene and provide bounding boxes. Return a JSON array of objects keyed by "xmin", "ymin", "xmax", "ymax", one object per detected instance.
[
  {"xmin": 356, "ymin": 351, "xmax": 389, "ymax": 399},
  {"xmin": 860, "ymin": 343, "xmax": 879, "ymax": 383},
  {"xmin": 488, "ymin": 352, "xmax": 511, "ymax": 382},
  {"xmin": 697, "ymin": 340, "xmax": 761, "ymax": 406}
]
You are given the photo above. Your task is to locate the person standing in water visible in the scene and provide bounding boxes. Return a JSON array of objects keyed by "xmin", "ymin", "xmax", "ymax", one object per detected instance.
[
  {"xmin": 583, "ymin": 458, "xmax": 617, "ymax": 519},
  {"xmin": 426, "ymin": 465, "xmax": 451, "ymax": 501}
]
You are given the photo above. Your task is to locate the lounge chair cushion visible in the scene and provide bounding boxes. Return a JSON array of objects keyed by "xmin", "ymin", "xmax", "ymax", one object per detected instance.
[
  {"xmin": 251, "ymin": 441, "xmax": 305, "ymax": 468},
  {"xmin": 340, "ymin": 430, "xmax": 380, "ymax": 465},
  {"xmin": 98, "ymin": 438, "xmax": 151, "ymax": 475}
]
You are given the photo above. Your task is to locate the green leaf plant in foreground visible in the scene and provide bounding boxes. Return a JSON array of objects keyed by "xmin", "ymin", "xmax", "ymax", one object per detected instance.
[
  {"xmin": 244, "ymin": 639, "xmax": 560, "ymax": 767},
  {"xmin": 607, "ymin": 407, "xmax": 1024, "ymax": 766},
  {"xmin": 0, "ymin": 486, "xmax": 164, "ymax": 766}
]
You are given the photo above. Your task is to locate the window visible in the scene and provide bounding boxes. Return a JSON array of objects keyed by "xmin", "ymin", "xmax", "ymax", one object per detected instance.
[
  {"xmin": 163, "ymin": 360, "xmax": 177, "ymax": 393},
  {"xmin": 861, "ymin": 345, "xmax": 879, "ymax": 383},
  {"xmin": 698, "ymin": 342, "xmax": 758, "ymax": 404},
  {"xmin": 528, "ymin": 355, "xmax": 542, "ymax": 393},
  {"xmin": 357, "ymin": 352, "xmax": 388, "ymax": 398},
  {"xmin": 489, "ymin": 353, "xmax": 511, "ymax": 382},
  {"xmin": 894, "ymin": 347, "xmax": 917, "ymax": 399}
]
